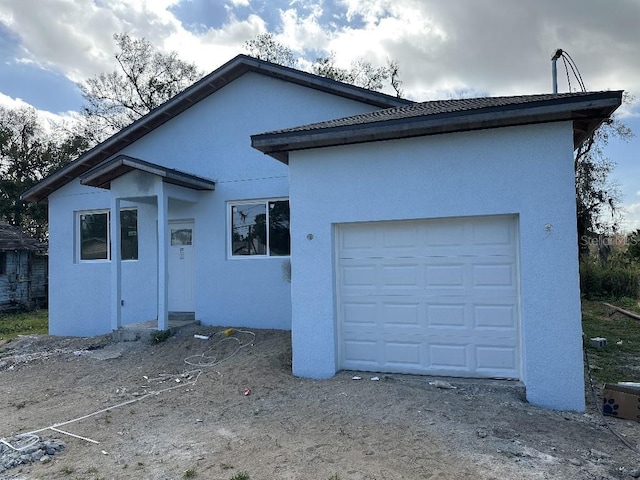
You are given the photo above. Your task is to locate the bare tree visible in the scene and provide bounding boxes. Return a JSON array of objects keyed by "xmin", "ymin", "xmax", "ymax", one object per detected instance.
[
  {"xmin": 244, "ymin": 33, "xmax": 297, "ymax": 68},
  {"xmin": 575, "ymin": 111, "xmax": 633, "ymax": 256},
  {"xmin": 244, "ymin": 35, "xmax": 403, "ymax": 97},
  {"xmin": 78, "ymin": 33, "xmax": 204, "ymax": 143}
]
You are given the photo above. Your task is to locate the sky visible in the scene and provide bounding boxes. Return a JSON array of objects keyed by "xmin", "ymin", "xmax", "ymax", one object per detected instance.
[{"xmin": 0, "ymin": 0, "xmax": 639, "ymax": 229}]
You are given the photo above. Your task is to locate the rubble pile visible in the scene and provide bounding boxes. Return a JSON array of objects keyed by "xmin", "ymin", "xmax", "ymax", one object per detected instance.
[{"xmin": 0, "ymin": 436, "xmax": 65, "ymax": 473}]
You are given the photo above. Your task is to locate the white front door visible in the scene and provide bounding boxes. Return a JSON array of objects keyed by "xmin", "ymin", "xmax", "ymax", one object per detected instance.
[{"xmin": 168, "ymin": 221, "xmax": 195, "ymax": 312}]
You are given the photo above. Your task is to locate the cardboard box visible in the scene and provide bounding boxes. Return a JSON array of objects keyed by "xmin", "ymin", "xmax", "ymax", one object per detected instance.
[{"xmin": 602, "ymin": 384, "xmax": 640, "ymax": 422}]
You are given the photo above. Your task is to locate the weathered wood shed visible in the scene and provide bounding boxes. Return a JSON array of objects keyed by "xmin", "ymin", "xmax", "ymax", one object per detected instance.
[{"xmin": 0, "ymin": 222, "xmax": 47, "ymax": 311}]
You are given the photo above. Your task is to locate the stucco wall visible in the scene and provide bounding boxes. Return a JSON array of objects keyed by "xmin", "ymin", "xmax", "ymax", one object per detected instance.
[
  {"xmin": 49, "ymin": 181, "xmax": 112, "ymax": 336},
  {"xmin": 47, "ymin": 71, "xmax": 383, "ymax": 335},
  {"xmin": 287, "ymin": 122, "xmax": 585, "ymax": 411}
]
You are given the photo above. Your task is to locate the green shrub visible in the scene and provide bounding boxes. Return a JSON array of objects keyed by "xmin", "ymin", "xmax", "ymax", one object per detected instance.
[
  {"xmin": 580, "ymin": 260, "xmax": 640, "ymax": 299},
  {"xmin": 150, "ymin": 329, "xmax": 173, "ymax": 345}
]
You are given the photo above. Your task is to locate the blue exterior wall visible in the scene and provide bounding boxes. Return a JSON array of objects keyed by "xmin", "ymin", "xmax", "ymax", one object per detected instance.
[
  {"xmin": 47, "ymin": 72, "xmax": 384, "ymax": 336},
  {"xmin": 287, "ymin": 122, "xmax": 585, "ymax": 411}
]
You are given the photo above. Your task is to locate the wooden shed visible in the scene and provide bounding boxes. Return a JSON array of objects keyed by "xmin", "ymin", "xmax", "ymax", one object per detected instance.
[{"xmin": 0, "ymin": 222, "xmax": 47, "ymax": 311}]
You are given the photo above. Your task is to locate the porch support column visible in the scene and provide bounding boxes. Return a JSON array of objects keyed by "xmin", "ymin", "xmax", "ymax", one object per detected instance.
[
  {"xmin": 110, "ymin": 197, "xmax": 122, "ymax": 331},
  {"xmin": 157, "ymin": 187, "xmax": 169, "ymax": 330}
]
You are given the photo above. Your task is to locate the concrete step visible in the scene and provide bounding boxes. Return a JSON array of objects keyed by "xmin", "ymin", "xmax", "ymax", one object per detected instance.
[
  {"xmin": 169, "ymin": 311, "xmax": 196, "ymax": 323},
  {"xmin": 112, "ymin": 313, "xmax": 198, "ymax": 342}
]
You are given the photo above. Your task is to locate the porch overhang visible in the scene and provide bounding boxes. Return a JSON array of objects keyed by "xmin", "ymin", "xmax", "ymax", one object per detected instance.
[{"xmin": 80, "ymin": 155, "xmax": 216, "ymax": 191}]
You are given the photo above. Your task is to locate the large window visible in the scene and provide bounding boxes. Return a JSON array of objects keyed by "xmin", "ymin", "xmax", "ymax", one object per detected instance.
[
  {"xmin": 230, "ymin": 199, "xmax": 290, "ymax": 257},
  {"xmin": 78, "ymin": 209, "xmax": 138, "ymax": 261}
]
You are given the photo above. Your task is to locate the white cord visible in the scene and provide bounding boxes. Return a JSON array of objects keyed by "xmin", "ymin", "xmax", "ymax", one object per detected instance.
[
  {"xmin": 0, "ymin": 433, "xmax": 41, "ymax": 452},
  {"xmin": 184, "ymin": 329, "xmax": 255, "ymax": 368},
  {"xmin": 3, "ymin": 328, "xmax": 256, "ymax": 446}
]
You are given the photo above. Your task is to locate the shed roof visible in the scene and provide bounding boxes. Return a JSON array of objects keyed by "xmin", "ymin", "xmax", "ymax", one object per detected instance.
[
  {"xmin": 22, "ymin": 55, "xmax": 410, "ymax": 203},
  {"xmin": 0, "ymin": 223, "xmax": 46, "ymax": 252},
  {"xmin": 251, "ymin": 91, "xmax": 623, "ymax": 163},
  {"xmin": 80, "ymin": 155, "xmax": 216, "ymax": 191}
]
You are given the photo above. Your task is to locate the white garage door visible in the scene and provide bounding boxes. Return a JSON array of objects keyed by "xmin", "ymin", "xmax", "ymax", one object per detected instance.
[{"xmin": 337, "ymin": 215, "xmax": 520, "ymax": 379}]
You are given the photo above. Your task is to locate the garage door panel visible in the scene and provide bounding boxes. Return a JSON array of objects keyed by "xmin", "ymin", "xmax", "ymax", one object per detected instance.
[
  {"xmin": 342, "ymin": 302, "xmax": 378, "ymax": 325},
  {"xmin": 381, "ymin": 302, "xmax": 421, "ymax": 326},
  {"xmin": 475, "ymin": 346, "xmax": 518, "ymax": 375},
  {"xmin": 425, "ymin": 222, "xmax": 466, "ymax": 246},
  {"xmin": 425, "ymin": 264, "xmax": 465, "ymax": 286},
  {"xmin": 342, "ymin": 344, "xmax": 519, "ymax": 376},
  {"xmin": 429, "ymin": 344, "xmax": 468, "ymax": 369},
  {"xmin": 343, "ymin": 339, "xmax": 378, "ymax": 365},
  {"xmin": 338, "ymin": 215, "xmax": 520, "ymax": 380},
  {"xmin": 472, "ymin": 264, "xmax": 516, "ymax": 287},
  {"xmin": 426, "ymin": 304, "xmax": 466, "ymax": 327},
  {"xmin": 474, "ymin": 304, "xmax": 517, "ymax": 329},
  {"xmin": 380, "ymin": 264, "xmax": 420, "ymax": 287},
  {"xmin": 471, "ymin": 216, "xmax": 515, "ymax": 242},
  {"xmin": 386, "ymin": 341, "xmax": 422, "ymax": 366},
  {"xmin": 343, "ymin": 297, "xmax": 518, "ymax": 331},
  {"xmin": 381, "ymin": 223, "xmax": 422, "ymax": 248},
  {"xmin": 341, "ymin": 265, "xmax": 377, "ymax": 287}
]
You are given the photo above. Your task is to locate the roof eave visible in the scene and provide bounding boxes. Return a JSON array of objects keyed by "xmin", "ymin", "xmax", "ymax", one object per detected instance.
[
  {"xmin": 80, "ymin": 155, "xmax": 216, "ymax": 191},
  {"xmin": 252, "ymin": 94, "xmax": 622, "ymax": 164},
  {"xmin": 21, "ymin": 55, "xmax": 410, "ymax": 203}
]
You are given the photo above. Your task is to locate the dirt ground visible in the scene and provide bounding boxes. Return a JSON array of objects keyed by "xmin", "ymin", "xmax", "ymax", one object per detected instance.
[{"xmin": 1, "ymin": 324, "xmax": 639, "ymax": 480}]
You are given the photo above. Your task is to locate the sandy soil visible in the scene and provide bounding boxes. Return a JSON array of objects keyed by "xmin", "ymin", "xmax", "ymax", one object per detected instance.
[{"xmin": 0, "ymin": 324, "xmax": 639, "ymax": 480}]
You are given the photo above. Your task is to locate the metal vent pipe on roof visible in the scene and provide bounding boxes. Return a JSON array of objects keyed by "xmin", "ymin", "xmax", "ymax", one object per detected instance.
[{"xmin": 551, "ymin": 49, "xmax": 563, "ymax": 94}]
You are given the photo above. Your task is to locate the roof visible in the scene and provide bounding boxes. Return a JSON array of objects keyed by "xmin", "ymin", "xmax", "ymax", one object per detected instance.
[
  {"xmin": 0, "ymin": 223, "xmax": 46, "ymax": 252},
  {"xmin": 251, "ymin": 91, "xmax": 624, "ymax": 163},
  {"xmin": 22, "ymin": 54, "xmax": 411, "ymax": 203},
  {"xmin": 80, "ymin": 155, "xmax": 216, "ymax": 191}
]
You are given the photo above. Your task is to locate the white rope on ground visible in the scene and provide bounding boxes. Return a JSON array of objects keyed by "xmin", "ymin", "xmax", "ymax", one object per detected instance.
[
  {"xmin": 4, "ymin": 327, "xmax": 256, "ymax": 446},
  {"xmin": 26, "ymin": 370, "xmax": 203, "ymax": 437},
  {"xmin": 184, "ymin": 328, "xmax": 255, "ymax": 368},
  {"xmin": 49, "ymin": 427, "xmax": 99, "ymax": 444},
  {"xmin": 0, "ymin": 433, "xmax": 40, "ymax": 452}
]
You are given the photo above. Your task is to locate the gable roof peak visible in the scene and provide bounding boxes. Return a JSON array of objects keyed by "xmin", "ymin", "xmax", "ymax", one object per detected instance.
[{"xmin": 22, "ymin": 54, "xmax": 411, "ymax": 203}]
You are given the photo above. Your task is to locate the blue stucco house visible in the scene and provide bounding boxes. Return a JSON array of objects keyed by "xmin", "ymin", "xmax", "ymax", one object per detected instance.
[{"xmin": 23, "ymin": 55, "xmax": 622, "ymax": 411}]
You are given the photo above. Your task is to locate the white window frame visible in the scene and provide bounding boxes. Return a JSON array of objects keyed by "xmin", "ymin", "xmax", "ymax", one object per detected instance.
[
  {"xmin": 76, "ymin": 208, "xmax": 139, "ymax": 263},
  {"xmin": 228, "ymin": 198, "xmax": 290, "ymax": 259}
]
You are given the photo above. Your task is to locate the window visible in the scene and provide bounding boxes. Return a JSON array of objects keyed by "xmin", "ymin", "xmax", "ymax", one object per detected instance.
[
  {"xmin": 120, "ymin": 209, "xmax": 138, "ymax": 260},
  {"xmin": 78, "ymin": 209, "xmax": 138, "ymax": 261},
  {"xmin": 0, "ymin": 251, "xmax": 6, "ymax": 275},
  {"xmin": 80, "ymin": 211, "xmax": 108, "ymax": 260},
  {"xmin": 230, "ymin": 199, "xmax": 290, "ymax": 257}
]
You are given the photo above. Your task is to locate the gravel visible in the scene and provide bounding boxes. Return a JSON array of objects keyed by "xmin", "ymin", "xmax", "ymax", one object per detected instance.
[{"xmin": 0, "ymin": 435, "xmax": 65, "ymax": 474}]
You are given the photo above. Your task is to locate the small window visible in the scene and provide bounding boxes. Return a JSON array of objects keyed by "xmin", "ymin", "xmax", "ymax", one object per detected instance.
[
  {"xmin": 80, "ymin": 211, "xmax": 109, "ymax": 260},
  {"xmin": 230, "ymin": 199, "xmax": 290, "ymax": 257},
  {"xmin": 120, "ymin": 209, "xmax": 138, "ymax": 260},
  {"xmin": 171, "ymin": 228, "xmax": 193, "ymax": 246},
  {"xmin": 0, "ymin": 251, "xmax": 6, "ymax": 275},
  {"xmin": 78, "ymin": 209, "xmax": 139, "ymax": 261}
]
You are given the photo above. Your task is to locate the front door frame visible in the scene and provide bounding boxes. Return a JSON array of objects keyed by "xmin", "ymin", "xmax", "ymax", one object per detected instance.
[{"xmin": 168, "ymin": 219, "xmax": 196, "ymax": 313}]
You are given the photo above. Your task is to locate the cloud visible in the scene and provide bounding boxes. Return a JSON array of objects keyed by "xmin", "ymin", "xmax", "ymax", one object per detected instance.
[
  {"xmin": 1, "ymin": 0, "xmax": 640, "ymax": 109},
  {"xmin": 323, "ymin": 0, "xmax": 640, "ymax": 101},
  {"xmin": 620, "ymin": 189, "xmax": 640, "ymax": 232},
  {"xmin": 0, "ymin": 92, "xmax": 80, "ymax": 132}
]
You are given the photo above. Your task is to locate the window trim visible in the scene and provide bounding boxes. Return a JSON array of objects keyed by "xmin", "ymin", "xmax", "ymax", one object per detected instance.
[
  {"xmin": 228, "ymin": 198, "xmax": 290, "ymax": 259},
  {"xmin": 77, "ymin": 209, "xmax": 109, "ymax": 263},
  {"xmin": 76, "ymin": 208, "xmax": 139, "ymax": 263}
]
